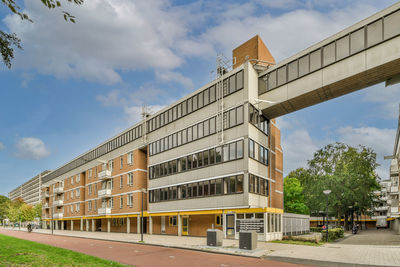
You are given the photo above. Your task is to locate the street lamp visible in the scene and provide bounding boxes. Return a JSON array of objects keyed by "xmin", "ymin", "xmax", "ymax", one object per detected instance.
[
  {"xmin": 140, "ymin": 188, "xmax": 147, "ymax": 242},
  {"xmin": 323, "ymin": 190, "xmax": 331, "ymax": 242}
]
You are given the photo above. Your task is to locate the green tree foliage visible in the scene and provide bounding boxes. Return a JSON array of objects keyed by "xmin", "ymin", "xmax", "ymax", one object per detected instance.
[
  {"xmin": 283, "ymin": 177, "xmax": 309, "ymax": 214},
  {"xmin": 1, "ymin": 0, "xmax": 83, "ymax": 68},
  {"xmin": 287, "ymin": 143, "xmax": 380, "ymax": 223},
  {"xmin": 33, "ymin": 203, "xmax": 42, "ymax": 220},
  {"xmin": 6, "ymin": 198, "xmax": 24, "ymax": 223},
  {"xmin": 0, "ymin": 195, "xmax": 10, "ymax": 221}
]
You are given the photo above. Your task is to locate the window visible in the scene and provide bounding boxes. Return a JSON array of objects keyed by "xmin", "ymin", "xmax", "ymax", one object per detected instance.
[
  {"xmin": 223, "ymin": 144, "xmax": 229, "ymax": 162},
  {"xmin": 120, "ymin": 196, "xmax": 123, "ymax": 208},
  {"xmin": 120, "ymin": 156, "xmax": 123, "ymax": 169},
  {"xmin": 76, "ymin": 174, "xmax": 80, "ymax": 183},
  {"xmin": 70, "ymin": 191, "xmax": 73, "ymax": 199},
  {"xmin": 94, "ymin": 200, "xmax": 97, "ymax": 210},
  {"xmin": 128, "ymin": 172, "xmax": 133, "ymax": 186},
  {"xmin": 110, "ymin": 197, "xmax": 114, "ymax": 209},
  {"xmin": 71, "ymin": 177, "xmax": 74, "ymax": 185},
  {"xmin": 76, "ymin": 188, "xmax": 80, "ymax": 197},
  {"xmin": 169, "ymin": 216, "xmax": 177, "ymax": 226},
  {"xmin": 215, "ymin": 147, "xmax": 222, "ymax": 163},
  {"xmin": 88, "ymin": 184, "xmax": 92, "ymax": 195},
  {"xmin": 249, "ymin": 139, "xmax": 255, "ymax": 158},
  {"xmin": 128, "ymin": 194, "xmax": 133, "ymax": 207},
  {"xmin": 88, "ymin": 201, "xmax": 92, "ymax": 211},
  {"xmin": 89, "ymin": 169, "xmax": 92, "ymax": 178},
  {"xmin": 120, "ymin": 175, "xmax": 123, "ymax": 188},
  {"xmin": 215, "ymin": 215, "xmax": 222, "ymax": 226}
]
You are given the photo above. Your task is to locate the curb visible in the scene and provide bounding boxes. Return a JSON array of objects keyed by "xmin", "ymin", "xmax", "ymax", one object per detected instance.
[{"xmin": 263, "ymin": 256, "xmax": 388, "ymax": 267}]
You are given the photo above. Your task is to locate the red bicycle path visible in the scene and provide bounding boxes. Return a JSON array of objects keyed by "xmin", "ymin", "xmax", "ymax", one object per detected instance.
[{"xmin": 0, "ymin": 229, "xmax": 312, "ymax": 267}]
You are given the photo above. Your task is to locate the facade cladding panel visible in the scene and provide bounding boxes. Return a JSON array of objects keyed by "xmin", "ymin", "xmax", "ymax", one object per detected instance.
[{"xmin": 12, "ymin": 36, "xmax": 284, "ymax": 241}]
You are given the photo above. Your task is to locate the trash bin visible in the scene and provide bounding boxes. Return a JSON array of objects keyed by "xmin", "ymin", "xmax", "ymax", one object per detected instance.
[
  {"xmin": 207, "ymin": 229, "xmax": 223, "ymax": 246},
  {"xmin": 239, "ymin": 231, "xmax": 257, "ymax": 250}
]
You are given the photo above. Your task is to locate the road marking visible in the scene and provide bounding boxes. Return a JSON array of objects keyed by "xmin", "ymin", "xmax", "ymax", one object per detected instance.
[
  {"xmin": 220, "ymin": 264, "xmax": 229, "ymax": 267},
  {"xmin": 109, "ymin": 246, "xmax": 113, "ymax": 248},
  {"xmin": 134, "ymin": 250, "xmax": 139, "ymax": 253},
  {"xmin": 169, "ymin": 256, "xmax": 175, "ymax": 259}
]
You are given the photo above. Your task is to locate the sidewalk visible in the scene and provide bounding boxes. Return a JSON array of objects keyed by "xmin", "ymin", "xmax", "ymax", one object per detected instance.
[{"xmin": 2, "ymin": 227, "xmax": 400, "ymax": 266}]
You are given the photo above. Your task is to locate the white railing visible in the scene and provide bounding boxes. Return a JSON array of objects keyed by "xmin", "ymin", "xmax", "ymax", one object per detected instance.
[
  {"xmin": 98, "ymin": 207, "xmax": 111, "ymax": 215},
  {"xmin": 390, "ymin": 207, "xmax": 399, "ymax": 214},
  {"xmin": 54, "ymin": 187, "xmax": 64, "ymax": 194},
  {"xmin": 44, "ymin": 203, "xmax": 49, "ymax": 208},
  {"xmin": 98, "ymin": 170, "xmax": 112, "ymax": 180},
  {"xmin": 390, "ymin": 186, "xmax": 399, "ymax": 193},
  {"xmin": 53, "ymin": 200, "xmax": 63, "ymax": 206},
  {"xmin": 374, "ymin": 206, "xmax": 389, "ymax": 211},
  {"xmin": 98, "ymin": 188, "xmax": 112, "ymax": 198},
  {"xmin": 53, "ymin": 213, "xmax": 63, "ymax": 219},
  {"xmin": 43, "ymin": 192, "xmax": 49, "ymax": 198}
]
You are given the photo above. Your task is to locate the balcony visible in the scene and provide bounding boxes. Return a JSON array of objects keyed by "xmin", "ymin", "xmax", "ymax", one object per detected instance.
[
  {"xmin": 43, "ymin": 203, "xmax": 49, "ymax": 209},
  {"xmin": 98, "ymin": 188, "xmax": 112, "ymax": 198},
  {"xmin": 98, "ymin": 170, "xmax": 112, "ymax": 180},
  {"xmin": 54, "ymin": 187, "xmax": 64, "ymax": 194},
  {"xmin": 98, "ymin": 207, "xmax": 111, "ymax": 215},
  {"xmin": 53, "ymin": 213, "xmax": 63, "ymax": 219},
  {"xmin": 374, "ymin": 206, "xmax": 389, "ymax": 211},
  {"xmin": 53, "ymin": 200, "xmax": 63, "ymax": 206},
  {"xmin": 391, "ymin": 207, "xmax": 399, "ymax": 214},
  {"xmin": 43, "ymin": 192, "xmax": 49, "ymax": 198}
]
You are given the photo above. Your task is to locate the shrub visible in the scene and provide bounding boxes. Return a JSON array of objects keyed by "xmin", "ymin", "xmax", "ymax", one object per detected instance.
[
  {"xmin": 310, "ymin": 227, "xmax": 323, "ymax": 232},
  {"xmin": 321, "ymin": 228, "xmax": 344, "ymax": 242}
]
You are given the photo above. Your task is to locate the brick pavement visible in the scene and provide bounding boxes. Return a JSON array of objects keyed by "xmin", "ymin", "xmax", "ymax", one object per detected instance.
[{"xmin": 2, "ymin": 227, "xmax": 400, "ymax": 266}]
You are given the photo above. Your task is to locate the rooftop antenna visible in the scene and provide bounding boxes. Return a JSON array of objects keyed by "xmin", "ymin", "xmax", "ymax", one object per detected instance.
[
  {"xmin": 141, "ymin": 105, "xmax": 152, "ymax": 143},
  {"xmin": 216, "ymin": 53, "xmax": 232, "ymax": 145}
]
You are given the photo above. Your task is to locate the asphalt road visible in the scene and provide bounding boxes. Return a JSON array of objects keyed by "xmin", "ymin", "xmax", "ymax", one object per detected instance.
[
  {"xmin": 0, "ymin": 229, "xmax": 311, "ymax": 267},
  {"xmin": 337, "ymin": 228, "xmax": 400, "ymax": 246}
]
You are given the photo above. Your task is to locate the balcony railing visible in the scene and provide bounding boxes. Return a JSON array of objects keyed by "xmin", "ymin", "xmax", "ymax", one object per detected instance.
[
  {"xmin": 98, "ymin": 170, "xmax": 112, "ymax": 180},
  {"xmin": 54, "ymin": 187, "xmax": 64, "ymax": 194},
  {"xmin": 43, "ymin": 192, "xmax": 49, "ymax": 198},
  {"xmin": 53, "ymin": 213, "xmax": 63, "ymax": 219},
  {"xmin": 44, "ymin": 203, "xmax": 49, "ymax": 208},
  {"xmin": 98, "ymin": 188, "xmax": 112, "ymax": 198},
  {"xmin": 53, "ymin": 200, "xmax": 63, "ymax": 206},
  {"xmin": 98, "ymin": 207, "xmax": 111, "ymax": 215},
  {"xmin": 374, "ymin": 206, "xmax": 389, "ymax": 211}
]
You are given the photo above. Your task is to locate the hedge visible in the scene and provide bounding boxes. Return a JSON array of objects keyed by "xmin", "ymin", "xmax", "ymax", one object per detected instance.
[
  {"xmin": 321, "ymin": 228, "xmax": 344, "ymax": 242},
  {"xmin": 310, "ymin": 227, "xmax": 323, "ymax": 232}
]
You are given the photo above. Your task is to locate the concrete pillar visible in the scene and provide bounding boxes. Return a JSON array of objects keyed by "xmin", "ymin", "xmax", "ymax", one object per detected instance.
[
  {"xmin": 92, "ymin": 219, "xmax": 95, "ymax": 232},
  {"xmin": 149, "ymin": 216, "xmax": 153, "ymax": 235},
  {"xmin": 137, "ymin": 216, "xmax": 140, "ymax": 234},
  {"xmin": 61, "ymin": 220, "xmax": 64, "ymax": 231},
  {"xmin": 86, "ymin": 219, "xmax": 89, "ymax": 231},
  {"xmin": 178, "ymin": 215, "xmax": 182, "ymax": 236},
  {"xmin": 107, "ymin": 219, "xmax": 111, "ymax": 233},
  {"xmin": 80, "ymin": 218, "xmax": 83, "ymax": 231},
  {"xmin": 222, "ymin": 214, "xmax": 227, "ymax": 238},
  {"xmin": 71, "ymin": 220, "xmax": 74, "ymax": 231},
  {"xmin": 127, "ymin": 217, "xmax": 130, "ymax": 234}
]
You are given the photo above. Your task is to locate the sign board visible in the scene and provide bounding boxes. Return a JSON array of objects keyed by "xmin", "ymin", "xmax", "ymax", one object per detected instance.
[{"xmin": 236, "ymin": 219, "xmax": 264, "ymax": 233}]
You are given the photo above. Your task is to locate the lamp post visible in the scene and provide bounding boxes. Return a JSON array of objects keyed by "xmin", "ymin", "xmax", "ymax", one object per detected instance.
[
  {"xmin": 348, "ymin": 205, "xmax": 353, "ymax": 230},
  {"xmin": 323, "ymin": 190, "xmax": 331, "ymax": 242}
]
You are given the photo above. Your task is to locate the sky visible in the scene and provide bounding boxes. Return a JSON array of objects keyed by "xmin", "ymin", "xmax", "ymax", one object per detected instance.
[{"xmin": 1, "ymin": 0, "xmax": 399, "ymax": 196}]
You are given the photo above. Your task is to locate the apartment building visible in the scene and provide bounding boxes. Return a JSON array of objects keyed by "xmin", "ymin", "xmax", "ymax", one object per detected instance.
[
  {"xmin": 8, "ymin": 171, "xmax": 51, "ymax": 206},
  {"xmin": 389, "ymin": 106, "xmax": 400, "ymax": 233},
  {"xmin": 36, "ymin": 36, "xmax": 284, "ymax": 241}
]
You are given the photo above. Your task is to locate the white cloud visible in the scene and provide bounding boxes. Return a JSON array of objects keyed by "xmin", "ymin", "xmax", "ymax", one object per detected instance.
[
  {"xmin": 4, "ymin": 0, "xmax": 192, "ymax": 83},
  {"xmin": 96, "ymin": 89, "xmax": 121, "ymax": 107},
  {"xmin": 182, "ymin": 2, "xmax": 378, "ymax": 62},
  {"xmin": 362, "ymin": 84, "xmax": 400, "ymax": 119},
  {"xmin": 124, "ymin": 104, "xmax": 164, "ymax": 125},
  {"xmin": 281, "ymin": 129, "xmax": 319, "ymax": 175},
  {"xmin": 155, "ymin": 70, "xmax": 193, "ymax": 89},
  {"xmin": 337, "ymin": 126, "xmax": 396, "ymax": 179},
  {"xmin": 14, "ymin": 137, "xmax": 50, "ymax": 160},
  {"xmin": 0, "ymin": 142, "xmax": 5, "ymax": 151}
]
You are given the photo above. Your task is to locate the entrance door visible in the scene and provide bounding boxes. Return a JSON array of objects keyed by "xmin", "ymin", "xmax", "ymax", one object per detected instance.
[
  {"xmin": 161, "ymin": 216, "xmax": 166, "ymax": 234},
  {"xmin": 226, "ymin": 214, "xmax": 235, "ymax": 239},
  {"xmin": 182, "ymin": 216, "xmax": 189, "ymax": 236}
]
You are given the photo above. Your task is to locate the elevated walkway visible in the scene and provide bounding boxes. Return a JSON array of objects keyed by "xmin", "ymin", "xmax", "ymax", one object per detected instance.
[{"xmin": 258, "ymin": 2, "xmax": 400, "ymax": 119}]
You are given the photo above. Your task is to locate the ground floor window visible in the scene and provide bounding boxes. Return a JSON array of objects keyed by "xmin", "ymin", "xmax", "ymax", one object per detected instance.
[{"xmin": 169, "ymin": 216, "xmax": 177, "ymax": 226}]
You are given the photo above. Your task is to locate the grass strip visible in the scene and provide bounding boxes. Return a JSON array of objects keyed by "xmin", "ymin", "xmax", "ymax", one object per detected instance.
[{"xmin": 0, "ymin": 233, "xmax": 127, "ymax": 266}]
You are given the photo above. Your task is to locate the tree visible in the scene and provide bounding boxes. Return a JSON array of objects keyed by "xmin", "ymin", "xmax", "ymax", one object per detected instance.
[
  {"xmin": 0, "ymin": 195, "xmax": 10, "ymax": 222},
  {"xmin": 1, "ymin": 0, "xmax": 83, "ymax": 68},
  {"xmin": 289, "ymin": 143, "xmax": 380, "ymax": 228},
  {"xmin": 283, "ymin": 176, "xmax": 309, "ymax": 214},
  {"xmin": 33, "ymin": 203, "xmax": 42, "ymax": 220},
  {"xmin": 6, "ymin": 198, "xmax": 24, "ymax": 224}
]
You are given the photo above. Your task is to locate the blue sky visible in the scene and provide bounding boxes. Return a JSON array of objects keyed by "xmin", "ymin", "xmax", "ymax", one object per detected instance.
[{"xmin": 1, "ymin": 0, "xmax": 399, "ymax": 196}]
